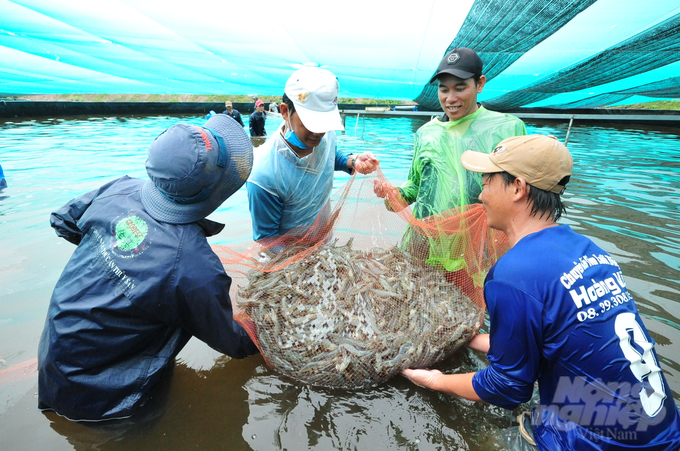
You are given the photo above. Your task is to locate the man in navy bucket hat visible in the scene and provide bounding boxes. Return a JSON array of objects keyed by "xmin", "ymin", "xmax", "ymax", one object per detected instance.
[{"xmin": 38, "ymin": 114, "xmax": 259, "ymax": 422}]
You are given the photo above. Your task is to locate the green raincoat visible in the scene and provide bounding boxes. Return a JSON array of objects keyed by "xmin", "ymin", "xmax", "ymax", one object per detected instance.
[{"xmin": 398, "ymin": 106, "xmax": 526, "ymax": 273}]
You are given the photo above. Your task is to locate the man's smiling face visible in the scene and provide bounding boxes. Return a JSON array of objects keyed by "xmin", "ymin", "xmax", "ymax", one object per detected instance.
[{"xmin": 437, "ymin": 73, "xmax": 486, "ymax": 122}]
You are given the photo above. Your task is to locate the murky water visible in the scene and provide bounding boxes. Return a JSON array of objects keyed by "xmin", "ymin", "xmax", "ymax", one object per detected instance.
[{"xmin": 0, "ymin": 113, "xmax": 678, "ymax": 450}]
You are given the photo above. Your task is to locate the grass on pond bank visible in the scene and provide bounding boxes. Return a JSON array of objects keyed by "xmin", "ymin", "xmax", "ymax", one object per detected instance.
[
  {"xmin": 8, "ymin": 94, "xmax": 679, "ymax": 110},
  {"xmin": 609, "ymin": 100, "xmax": 680, "ymax": 110},
  {"xmin": 10, "ymin": 94, "xmax": 415, "ymax": 105}
]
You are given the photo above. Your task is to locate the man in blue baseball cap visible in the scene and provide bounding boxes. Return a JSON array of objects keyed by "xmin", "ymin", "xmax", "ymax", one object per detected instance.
[{"xmin": 38, "ymin": 114, "xmax": 259, "ymax": 422}]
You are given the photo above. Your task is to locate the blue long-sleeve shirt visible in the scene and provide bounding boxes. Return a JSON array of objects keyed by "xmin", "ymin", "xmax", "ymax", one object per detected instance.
[
  {"xmin": 472, "ymin": 225, "xmax": 680, "ymax": 450},
  {"xmin": 246, "ymin": 127, "xmax": 351, "ymax": 241}
]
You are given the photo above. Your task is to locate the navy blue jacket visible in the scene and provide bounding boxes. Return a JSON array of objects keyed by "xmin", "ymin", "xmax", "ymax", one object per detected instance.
[
  {"xmin": 38, "ymin": 176, "xmax": 258, "ymax": 421},
  {"xmin": 224, "ymin": 108, "xmax": 244, "ymax": 126},
  {"xmin": 249, "ymin": 111, "xmax": 266, "ymax": 137}
]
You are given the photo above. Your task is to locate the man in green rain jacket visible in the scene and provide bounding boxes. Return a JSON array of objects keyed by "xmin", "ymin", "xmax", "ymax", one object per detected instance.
[{"xmin": 375, "ymin": 47, "xmax": 526, "ymax": 278}]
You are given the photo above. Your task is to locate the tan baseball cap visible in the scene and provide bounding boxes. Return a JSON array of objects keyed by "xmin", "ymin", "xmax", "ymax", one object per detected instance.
[{"xmin": 461, "ymin": 134, "xmax": 573, "ymax": 194}]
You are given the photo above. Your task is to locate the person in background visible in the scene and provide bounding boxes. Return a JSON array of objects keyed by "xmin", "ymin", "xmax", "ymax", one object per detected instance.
[
  {"xmin": 223, "ymin": 100, "xmax": 244, "ymax": 127},
  {"xmin": 373, "ymin": 47, "xmax": 527, "ymax": 286},
  {"xmin": 269, "ymin": 100, "xmax": 278, "ymax": 113},
  {"xmin": 246, "ymin": 67, "xmax": 379, "ymax": 243},
  {"xmin": 249, "ymin": 100, "xmax": 267, "ymax": 137},
  {"xmin": 0, "ymin": 163, "xmax": 7, "ymax": 190},
  {"xmin": 403, "ymin": 134, "xmax": 680, "ymax": 450},
  {"xmin": 38, "ymin": 114, "xmax": 259, "ymax": 422}
]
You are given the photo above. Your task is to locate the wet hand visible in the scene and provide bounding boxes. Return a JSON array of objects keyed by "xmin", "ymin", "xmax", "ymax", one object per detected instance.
[
  {"xmin": 354, "ymin": 152, "xmax": 379, "ymax": 174},
  {"xmin": 373, "ymin": 180, "xmax": 408, "ymax": 212},
  {"xmin": 373, "ymin": 179, "xmax": 397, "ymax": 198},
  {"xmin": 402, "ymin": 368, "xmax": 443, "ymax": 389}
]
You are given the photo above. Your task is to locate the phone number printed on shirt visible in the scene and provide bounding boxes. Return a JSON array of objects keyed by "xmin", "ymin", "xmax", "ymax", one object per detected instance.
[{"xmin": 577, "ymin": 291, "xmax": 633, "ymax": 322}]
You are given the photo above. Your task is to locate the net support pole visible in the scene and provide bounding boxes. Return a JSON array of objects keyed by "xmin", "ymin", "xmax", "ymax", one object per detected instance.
[{"xmin": 564, "ymin": 114, "xmax": 575, "ymax": 146}]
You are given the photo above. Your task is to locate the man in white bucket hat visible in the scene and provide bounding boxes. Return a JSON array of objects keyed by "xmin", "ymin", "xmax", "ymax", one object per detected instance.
[
  {"xmin": 246, "ymin": 66, "xmax": 380, "ymax": 244},
  {"xmin": 38, "ymin": 114, "xmax": 259, "ymax": 422}
]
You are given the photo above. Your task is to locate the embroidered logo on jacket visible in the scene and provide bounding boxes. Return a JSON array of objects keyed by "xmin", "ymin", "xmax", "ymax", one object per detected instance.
[{"xmin": 110, "ymin": 214, "xmax": 151, "ymax": 258}]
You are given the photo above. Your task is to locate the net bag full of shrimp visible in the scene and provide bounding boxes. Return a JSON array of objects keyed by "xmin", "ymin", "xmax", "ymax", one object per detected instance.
[{"xmin": 214, "ymin": 169, "xmax": 508, "ymax": 389}]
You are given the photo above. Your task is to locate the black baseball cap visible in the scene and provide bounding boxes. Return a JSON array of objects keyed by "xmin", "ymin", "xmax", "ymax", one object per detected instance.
[{"xmin": 429, "ymin": 47, "xmax": 483, "ymax": 83}]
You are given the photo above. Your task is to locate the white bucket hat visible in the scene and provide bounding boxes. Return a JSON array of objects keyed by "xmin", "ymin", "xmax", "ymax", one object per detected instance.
[{"xmin": 285, "ymin": 67, "xmax": 345, "ymax": 133}]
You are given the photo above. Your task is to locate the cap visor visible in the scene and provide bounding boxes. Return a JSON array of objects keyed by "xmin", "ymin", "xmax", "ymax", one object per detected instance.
[
  {"xmin": 429, "ymin": 68, "xmax": 475, "ymax": 84},
  {"xmin": 295, "ymin": 105, "xmax": 345, "ymax": 133},
  {"xmin": 461, "ymin": 150, "xmax": 503, "ymax": 174}
]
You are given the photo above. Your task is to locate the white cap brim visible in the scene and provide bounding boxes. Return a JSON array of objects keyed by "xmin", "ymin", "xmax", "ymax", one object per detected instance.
[{"xmin": 294, "ymin": 104, "xmax": 345, "ymax": 133}]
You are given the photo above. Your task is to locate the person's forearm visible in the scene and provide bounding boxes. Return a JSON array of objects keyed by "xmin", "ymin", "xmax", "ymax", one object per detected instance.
[
  {"xmin": 383, "ymin": 187, "xmax": 408, "ymax": 213},
  {"xmin": 431, "ymin": 372, "xmax": 482, "ymax": 401},
  {"xmin": 403, "ymin": 369, "xmax": 482, "ymax": 402},
  {"xmin": 468, "ymin": 333, "xmax": 490, "ymax": 353},
  {"xmin": 398, "ymin": 180, "xmax": 418, "ymax": 205}
]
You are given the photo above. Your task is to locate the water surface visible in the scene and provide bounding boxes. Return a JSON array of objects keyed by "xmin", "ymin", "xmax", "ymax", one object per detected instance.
[{"xmin": 0, "ymin": 113, "xmax": 678, "ymax": 450}]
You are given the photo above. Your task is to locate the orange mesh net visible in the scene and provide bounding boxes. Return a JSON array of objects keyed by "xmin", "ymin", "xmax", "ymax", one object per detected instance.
[{"xmin": 213, "ymin": 169, "xmax": 509, "ymax": 388}]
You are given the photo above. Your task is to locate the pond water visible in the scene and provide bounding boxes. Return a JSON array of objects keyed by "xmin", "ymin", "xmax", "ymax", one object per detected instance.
[{"xmin": 0, "ymin": 113, "xmax": 679, "ymax": 450}]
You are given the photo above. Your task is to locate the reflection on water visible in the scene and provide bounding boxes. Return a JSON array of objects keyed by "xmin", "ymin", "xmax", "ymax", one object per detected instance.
[
  {"xmin": 240, "ymin": 350, "xmax": 516, "ymax": 451},
  {"xmin": 0, "ymin": 115, "xmax": 678, "ymax": 450}
]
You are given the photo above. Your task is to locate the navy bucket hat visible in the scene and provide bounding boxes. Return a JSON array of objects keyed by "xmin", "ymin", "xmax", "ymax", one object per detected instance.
[{"xmin": 141, "ymin": 114, "xmax": 253, "ymax": 224}]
